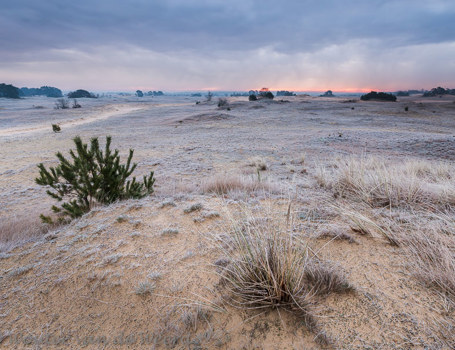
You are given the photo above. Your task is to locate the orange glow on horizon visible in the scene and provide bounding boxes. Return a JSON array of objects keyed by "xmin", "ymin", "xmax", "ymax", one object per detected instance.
[{"xmin": 268, "ymin": 86, "xmax": 389, "ymax": 93}]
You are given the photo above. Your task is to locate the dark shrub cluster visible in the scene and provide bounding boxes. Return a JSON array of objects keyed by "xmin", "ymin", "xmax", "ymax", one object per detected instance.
[
  {"xmin": 276, "ymin": 90, "xmax": 296, "ymax": 96},
  {"xmin": 249, "ymin": 88, "xmax": 274, "ymax": 100},
  {"xmin": 146, "ymin": 90, "xmax": 164, "ymax": 96},
  {"xmin": 258, "ymin": 88, "xmax": 274, "ymax": 99},
  {"xmin": 0, "ymin": 83, "xmax": 20, "ymax": 99},
  {"xmin": 360, "ymin": 91, "xmax": 397, "ymax": 102},
  {"xmin": 423, "ymin": 87, "xmax": 455, "ymax": 97}
]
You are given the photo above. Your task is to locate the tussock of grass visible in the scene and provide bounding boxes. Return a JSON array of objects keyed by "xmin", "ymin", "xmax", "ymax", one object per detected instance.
[
  {"xmin": 210, "ymin": 205, "xmax": 352, "ymax": 343},
  {"xmin": 248, "ymin": 157, "xmax": 268, "ymax": 171},
  {"xmin": 202, "ymin": 174, "xmax": 271, "ymax": 195},
  {"xmin": 316, "ymin": 225, "xmax": 356, "ymax": 243},
  {"xmin": 406, "ymin": 228, "xmax": 455, "ymax": 299},
  {"xmin": 0, "ymin": 212, "xmax": 50, "ymax": 252},
  {"xmin": 135, "ymin": 281, "xmax": 155, "ymax": 295},
  {"xmin": 161, "ymin": 228, "xmax": 179, "ymax": 236},
  {"xmin": 101, "ymin": 254, "xmax": 122, "ymax": 266},
  {"xmin": 318, "ymin": 156, "xmax": 455, "ymax": 210},
  {"xmin": 305, "ymin": 261, "xmax": 354, "ymax": 295},
  {"xmin": 184, "ymin": 203, "xmax": 203, "ymax": 213},
  {"xmin": 148, "ymin": 272, "xmax": 162, "ymax": 280},
  {"xmin": 180, "ymin": 306, "xmax": 211, "ymax": 331},
  {"xmin": 342, "ymin": 208, "xmax": 399, "ymax": 246},
  {"xmin": 7, "ymin": 264, "xmax": 34, "ymax": 278}
]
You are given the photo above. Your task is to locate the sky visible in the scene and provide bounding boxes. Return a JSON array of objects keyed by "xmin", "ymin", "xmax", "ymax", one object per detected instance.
[{"xmin": 1, "ymin": 0, "xmax": 455, "ymax": 92}]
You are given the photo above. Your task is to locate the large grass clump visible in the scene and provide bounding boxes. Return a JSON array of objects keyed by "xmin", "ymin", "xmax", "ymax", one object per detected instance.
[
  {"xmin": 213, "ymin": 207, "xmax": 353, "ymax": 344},
  {"xmin": 317, "ymin": 156, "xmax": 455, "ymax": 210},
  {"xmin": 36, "ymin": 136, "xmax": 155, "ymax": 223}
]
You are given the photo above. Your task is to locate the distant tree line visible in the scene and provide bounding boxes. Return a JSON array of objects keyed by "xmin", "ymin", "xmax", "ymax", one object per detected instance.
[
  {"xmin": 0, "ymin": 83, "xmax": 20, "ymax": 98},
  {"xmin": 276, "ymin": 90, "xmax": 296, "ymax": 97},
  {"xmin": 20, "ymin": 86, "xmax": 63, "ymax": 98},
  {"xmin": 147, "ymin": 90, "xmax": 164, "ymax": 96},
  {"xmin": 135, "ymin": 90, "xmax": 165, "ymax": 97},
  {"xmin": 423, "ymin": 87, "xmax": 455, "ymax": 97}
]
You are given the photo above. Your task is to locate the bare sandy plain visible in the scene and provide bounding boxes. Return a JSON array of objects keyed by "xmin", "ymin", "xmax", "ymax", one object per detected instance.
[{"xmin": 0, "ymin": 94, "xmax": 454, "ymax": 349}]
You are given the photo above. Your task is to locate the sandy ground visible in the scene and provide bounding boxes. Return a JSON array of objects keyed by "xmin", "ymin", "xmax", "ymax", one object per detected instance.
[{"xmin": 0, "ymin": 94, "xmax": 455, "ymax": 349}]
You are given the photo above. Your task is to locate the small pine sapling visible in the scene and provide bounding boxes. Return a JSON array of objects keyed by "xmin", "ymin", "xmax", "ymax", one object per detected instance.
[{"xmin": 36, "ymin": 136, "xmax": 155, "ymax": 223}]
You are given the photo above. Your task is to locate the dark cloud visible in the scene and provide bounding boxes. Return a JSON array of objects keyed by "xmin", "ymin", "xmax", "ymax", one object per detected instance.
[
  {"xmin": 1, "ymin": 0, "xmax": 454, "ymax": 90},
  {"xmin": 2, "ymin": 0, "xmax": 454, "ymax": 55}
]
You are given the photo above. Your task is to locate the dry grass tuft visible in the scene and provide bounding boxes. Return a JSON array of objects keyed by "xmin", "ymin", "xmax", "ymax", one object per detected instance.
[
  {"xmin": 135, "ymin": 281, "xmax": 156, "ymax": 295},
  {"xmin": 406, "ymin": 228, "xmax": 455, "ymax": 299},
  {"xmin": 161, "ymin": 228, "xmax": 179, "ymax": 236},
  {"xmin": 180, "ymin": 305, "xmax": 212, "ymax": 332},
  {"xmin": 202, "ymin": 174, "xmax": 271, "ymax": 195},
  {"xmin": 318, "ymin": 156, "xmax": 455, "ymax": 210},
  {"xmin": 316, "ymin": 225, "xmax": 356, "ymax": 243},
  {"xmin": 248, "ymin": 157, "xmax": 268, "ymax": 171},
  {"xmin": 342, "ymin": 208, "xmax": 400, "ymax": 246},
  {"xmin": 184, "ymin": 203, "xmax": 203, "ymax": 213},
  {"xmin": 0, "ymin": 212, "xmax": 50, "ymax": 252},
  {"xmin": 7, "ymin": 264, "xmax": 34, "ymax": 278},
  {"xmin": 304, "ymin": 261, "xmax": 354, "ymax": 295},
  {"xmin": 210, "ymin": 205, "xmax": 352, "ymax": 343}
]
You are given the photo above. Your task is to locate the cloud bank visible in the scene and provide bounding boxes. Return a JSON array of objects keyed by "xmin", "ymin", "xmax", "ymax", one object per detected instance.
[{"xmin": 1, "ymin": 0, "xmax": 454, "ymax": 91}]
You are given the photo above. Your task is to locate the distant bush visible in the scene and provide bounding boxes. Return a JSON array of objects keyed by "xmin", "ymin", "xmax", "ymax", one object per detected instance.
[
  {"xmin": 217, "ymin": 98, "xmax": 228, "ymax": 108},
  {"xmin": 263, "ymin": 91, "xmax": 274, "ymax": 99},
  {"xmin": 67, "ymin": 89, "xmax": 96, "ymax": 98},
  {"xmin": 395, "ymin": 91, "xmax": 409, "ymax": 97},
  {"xmin": 72, "ymin": 99, "xmax": 81, "ymax": 108},
  {"xmin": 0, "ymin": 83, "xmax": 20, "ymax": 99},
  {"xmin": 258, "ymin": 88, "xmax": 274, "ymax": 99},
  {"xmin": 54, "ymin": 98, "xmax": 69, "ymax": 109},
  {"xmin": 20, "ymin": 86, "xmax": 62, "ymax": 98},
  {"xmin": 136, "ymin": 90, "xmax": 144, "ymax": 97},
  {"xmin": 360, "ymin": 91, "xmax": 396, "ymax": 102},
  {"xmin": 36, "ymin": 136, "xmax": 155, "ymax": 223},
  {"xmin": 320, "ymin": 90, "xmax": 334, "ymax": 97},
  {"xmin": 206, "ymin": 91, "xmax": 213, "ymax": 102},
  {"xmin": 248, "ymin": 94, "xmax": 257, "ymax": 101},
  {"xmin": 52, "ymin": 124, "xmax": 61, "ymax": 133}
]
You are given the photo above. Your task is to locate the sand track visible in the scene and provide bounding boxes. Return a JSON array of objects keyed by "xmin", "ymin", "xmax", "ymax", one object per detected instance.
[{"xmin": 0, "ymin": 105, "xmax": 144, "ymax": 137}]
